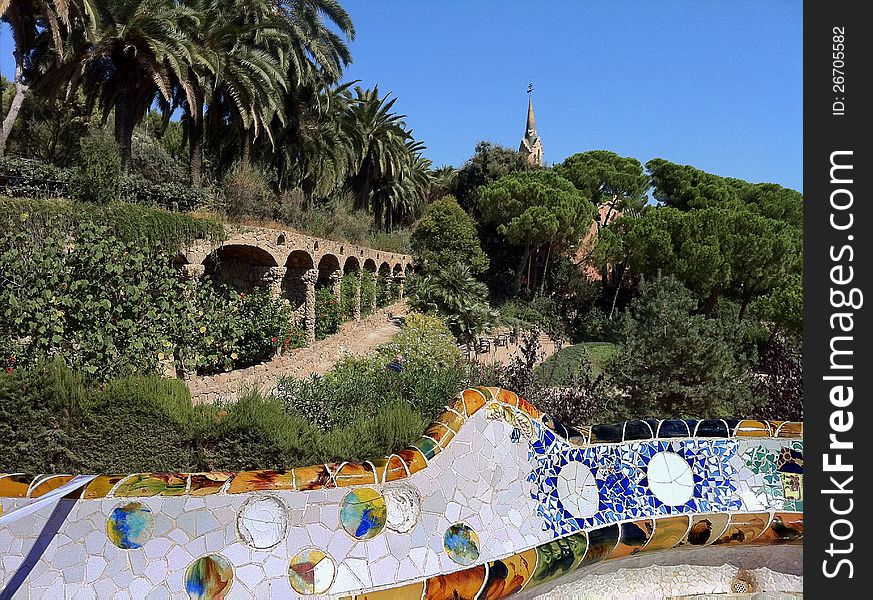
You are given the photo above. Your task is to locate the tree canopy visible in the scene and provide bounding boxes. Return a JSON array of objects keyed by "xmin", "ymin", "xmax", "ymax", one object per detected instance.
[
  {"xmin": 410, "ymin": 195, "xmax": 489, "ymax": 274},
  {"xmin": 478, "ymin": 170, "xmax": 595, "ymax": 292}
]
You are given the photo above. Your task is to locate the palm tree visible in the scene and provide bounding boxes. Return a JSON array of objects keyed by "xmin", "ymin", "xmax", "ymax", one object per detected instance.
[
  {"xmin": 409, "ymin": 263, "xmax": 496, "ymax": 346},
  {"xmin": 180, "ymin": 0, "xmax": 289, "ymax": 186},
  {"xmin": 0, "ymin": 0, "xmax": 96, "ymax": 154},
  {"xmin": 272, "ymin": 78, "xmax": 357, "ymax": 203},
  {"xmin": 46, "ymin": 0, "xmax": 208, "ymax": 171},
  {"xmin": 345, "ymin": 86, "xmax": 412, "ymax": 216}
]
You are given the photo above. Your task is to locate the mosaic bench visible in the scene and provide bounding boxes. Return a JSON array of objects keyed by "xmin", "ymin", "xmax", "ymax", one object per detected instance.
[{"xmin": 0, "ymin": 387, "xmax": 803, "ymax": 599}]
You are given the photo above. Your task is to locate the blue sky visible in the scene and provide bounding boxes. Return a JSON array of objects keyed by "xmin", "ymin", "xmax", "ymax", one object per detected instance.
[{"xmin": 2, "ymin": 1, "xmax": 802, "ymax": 190}]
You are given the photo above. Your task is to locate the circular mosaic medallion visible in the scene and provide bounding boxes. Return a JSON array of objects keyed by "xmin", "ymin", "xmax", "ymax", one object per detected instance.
[
  {"xmin": 106, "ymin": 501, "xmax": 155, "ymax": 549},
  {"xmin": 647, "ymin": 451, "xmax": 695, "ymax": 506},
  {"xmin": 383, "ymin": 484, "xmax": 421, "ymax": 533},
  {"xmin": 556, "ymin": 461, "xmax": 600, "ymax": 519},
  {"xmin": 185, "ymin": 554, "xmax": 233, "ymax": 599},
  {"xmin": 340, "ymin": 487, "xmax": 387, "ymax": 539},
  {"xmin": 288, "ymin": 547, "xmax": 336, "ymax": 594},
  {"xmin": 237, "ymin": 495, "xmax": 288, "ymax": 549},
  {"xmin": 444, "ymin": 522, "xmax": 480, "ymax": 566}
]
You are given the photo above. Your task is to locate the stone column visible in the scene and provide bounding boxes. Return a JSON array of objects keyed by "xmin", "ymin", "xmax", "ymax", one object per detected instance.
[
  {"xmin": 394, "ymin": 271, "xmax": 406, "ymax": 300},
  {"xmin": 330, "ymin": 270, "xmax": 343, "ymax": 302},
  {"xmin": 354, "ymin": 270, "xmax": 363, "ymax": 321},
  {"xmin": 303, "ymin": 268, "xmax": 319, "ymax": 345},
  {"xmin": 179, "ymin": 263, "xmax": 206, "ymax": 280},
  {"xmin": 264, "ymin": 266, "xmax": 287, "ymax": 300}
]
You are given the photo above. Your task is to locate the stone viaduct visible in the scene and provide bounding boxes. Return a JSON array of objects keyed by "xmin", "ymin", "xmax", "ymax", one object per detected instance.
[{"xmin": 176, "ymin": 225, "xmax": 412, "ymax": 344}]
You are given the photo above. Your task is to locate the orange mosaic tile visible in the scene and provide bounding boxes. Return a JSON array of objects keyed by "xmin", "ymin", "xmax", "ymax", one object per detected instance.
[
  {"xmin": 776, "ymin": 421, "xmax": 804, "ymax": 438},
  {"xmin": 424, "ymin": 564, "xmax": 487, "ymax": 600},
  {"xmin": 422, "ymin": 421, "xmax": 455, "ymax": 446},
  {"xmin": 397, "ymin": 448, "xmax": 428, "ymax": 476},
  {"xmin": 81, "ymin": 474, "xmax": 127, "ymax": 499},
  {"xmin": 188, "ymin": 472, "xmax": 233, "ymax": 496},
  {"xmin": 713, "ymin": 512, "xmax": 770, "ymax": 545},
  {"xmin": 0, "ymin": 474, "xmax": 33, "ymax": 497},
  {"xmin": 495, "ymin": 388, "xmax": 519, "ymax": 408},
  {"xmin": 480, "ymin": 548, "xmax": 538, "ymax": 599},
  {"xmin": 734, "ymin": 420, "xmax": 772, "ymax": 437},
  {"xmin": 516, "ymin": 396, "xmax": 542, "ymax": 420},
  {"xmin": 610, "ymin": 519, "xmax": 655, "ymax": 559},
  {"xmin": 227, "ymin": 470, "xmax": 296, "ymax": 494},
  {"xmin": 334, "ymin": 462, "xmax": 378, "ymax": 487},
  {"xmin": 461, "ymin": 388, "xmax": 488, "ymax": 416},
  {"xmin": 113, "ymin": 473, "xmax": 189, "ymax": 497},
  {"xmin": 641, "ymin": 515, "xmax": 690, "ymax": 552},
  {"xmin": 679, "ymin": 513, "xmax": 730, "ymax": 547},
  {"xmin": 29, "ymin": 475, "xmax": 75, "ymax": 498},
  {"xmin": 755, "ymin": 512, "xmax": 803, "ymax": 545},
  {"xmin": 436, "ymin": 409, "xmax": 466, "ymax": 433},
  {"xmin": 383, "ymin": 454, "xmax": 410, "ymax": 482},
  {"xmin": 291, "ymin": 465, "xmax": 334, "ymax": 491},
  {"xmin": 369, "ymin": 457, "xmax": 390, "ymax": 483},
  {"xmin": 446, "ymin": 395, "xmax": 468, "ymax": 418},
  {"xmin": 352, "ymin": 581, "xmax": 426, "ymax": 600}
]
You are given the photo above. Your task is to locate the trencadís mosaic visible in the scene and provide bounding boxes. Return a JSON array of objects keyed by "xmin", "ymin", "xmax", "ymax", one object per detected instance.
[{"xmin": 0, "ymin": 387, "xmax": 803, "ymax": 598}]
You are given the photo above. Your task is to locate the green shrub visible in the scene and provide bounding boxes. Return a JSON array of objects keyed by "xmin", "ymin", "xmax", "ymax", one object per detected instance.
[
  {"xmin": 0, "ymin": 218, "xmax": 186, "ymax": 379},
  {"xmin": 339, "ymin": 271, "xmax": 358, "ymax": 321},
  {"xmin": 129, "ymin": 131, "xmax": 184, "ymax": 184},
  {"xmin": 360, "ymin": 271, "xmax": 376, "ymax": 316},
  {"xmin": 314, "ymin": 287, "xmax": 340, "ymax": 340},
  {"xmin": 177, "ymin": 283, "xmax": 293, "ymax": 375},
  {"xmin": 368, "ymin": 228, "xmax": 412, "ymax": 254},
  {"xmin": 410, "ymin": 195, "xmax": 488, "ymax": 273},
  {"xmin": 221, "ymin": 161, "xmax": 275, "ymax": 220},
  {"xmin": 0, "ymin": 156, "xmax": 70, "ymax": 198},
  {"xmin": 75, "ymin": 127, "xmax": 122, "ymax": 204}
]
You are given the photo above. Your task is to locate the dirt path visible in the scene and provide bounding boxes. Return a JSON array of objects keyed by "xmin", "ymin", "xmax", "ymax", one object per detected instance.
[{"xmin": 290, "ymin": 319, "xmax": 403, "ymax": 379}]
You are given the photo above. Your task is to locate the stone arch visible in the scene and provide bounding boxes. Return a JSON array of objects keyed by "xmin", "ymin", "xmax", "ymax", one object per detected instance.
[
  {"xmin": 392, "ymin": 263, "xmax": 403, "ymax": 275},
  {"xmin": 317, "ymin": 253, "xmax": 341, "ymax": 287},
  {"xmin": 282, "ymin": 250, "xmax": 315, "ymax": 310},
  {"xmin": 343, "ymin": 256, "xmax": 361, "ymax": 274},
  {"xmin": 378, "ymin": 262, "xmax": 391, "ymax": 277},
  {"xmin": 203, "ymin": 244, "xmax": 278, "ymax": 291},
  {"xmin": 363, "ymin": 258, "xmax": 378, "ymax": 273}
]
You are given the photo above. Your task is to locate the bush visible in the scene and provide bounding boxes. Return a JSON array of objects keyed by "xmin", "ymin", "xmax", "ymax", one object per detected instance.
[
  {"xmin": 129, "ymin": 131, "xmax": 185, "ymax": 184},
  {"xmin": 177, "ymin": 283, "xmax": 293, "ymax": 375},
  {"xmin": 608, "ymin": 275, "xmax": 763, "ymax": 419},
  {"xmin": 0, "ymin": 218, "xmax": 186, "ymax": 379},
  {"xmin": 314, "ymin": 287, "xmax": 340, "ymax": 340},
  {"xmin": 360, "ymin": 271, "xmax": 376, "ymax": 316},
  {"xmin": 0, "ymin": 156, "xmax": 70, "ymax": 198},
  {"xmin": 339, "ymin": 271, "xmax": 358, "ymax": 321},
  {"xmin": 221, "ymin": 161, "xmax": 275, "ymax": 220},
  {"xmin": 368, "ymin": 227, "xmax": 412, "ymax": 254},
  {"xmin": 74, "ymin": 127, "xmax": 122, "ymax": 204}
]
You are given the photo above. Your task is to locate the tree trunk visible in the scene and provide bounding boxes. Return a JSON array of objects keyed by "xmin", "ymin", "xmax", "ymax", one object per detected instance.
[
  {"xmin": 608, "ymin": 262, "xmax": 626, "ymax": 320},
  {"xmin": 703, "ymin": 285, "xmax": 722, "ymax": 317},
  {"xmin": 240, "ymin": 129, "xmax": 252, "ymax": 164},
  {"xmin": 0, "ymin": 59, "xmax": 28, "ymax": 156},
  {"xmin": 188, "ymin": 96, "xmax": 205, "ymax": 187},
  {"xmin": 540, "ymin": 239, "xmax": 554, "ymax": 292},
  {"xmin": 514, "ymin": 243, "xmax": 531, "ymax": 294},
  {"xmin": 114, "ymin": 95, "xmax": 136, "ymax": 173}
]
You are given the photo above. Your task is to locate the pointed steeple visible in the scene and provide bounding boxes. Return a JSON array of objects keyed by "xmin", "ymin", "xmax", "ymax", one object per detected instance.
[
  {"xmin": 525, "ymin": 96, "xmax": 537, "ymax": 138},
  {"xmin": 519, "ymin": 84, "xmax": 543, "ymax": 166}
]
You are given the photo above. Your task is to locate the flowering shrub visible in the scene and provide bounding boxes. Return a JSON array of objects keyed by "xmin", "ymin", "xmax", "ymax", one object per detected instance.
[
  {"xmin": 0, "ymin": 218, "xmax": 185, "ymax": 379},
  {"xmin": 177, "ymin": 285, "xmax": 293, "ymax": 375},
  {"xmin": 339, "ymin": 271, "xmax": 358, "ymax": 322},
  {"xmin": 314, "ymin": 287, "xmax": 340, "ymax": 340},
  {"xmin": 281, "ymin": 322, "xmax": 307, "ymax": 353}
]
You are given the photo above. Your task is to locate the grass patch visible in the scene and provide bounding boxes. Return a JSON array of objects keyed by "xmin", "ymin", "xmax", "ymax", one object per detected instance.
[{"xmin": 535, "ymin": 342, "xmax": 617, "ymax": 386}]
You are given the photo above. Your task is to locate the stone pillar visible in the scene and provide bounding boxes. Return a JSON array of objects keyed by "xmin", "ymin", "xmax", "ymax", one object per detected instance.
[
  {"xmin": 330, "ymin": 270, "xmax": 342, "ymax": 302},
  {"xmin": 180, "ymin": 264, "xmax": 206, "ymax": 280},
  {"xmin": 303, "ymin": 268, "xmax": 318, "ymax": 345},
  {"xmin": 354, "ymin": 270, "xmax": 363, "ymax": 321},
  {"xmin": 264, "ymin": 266, "xmax": 287, "ymax": 300},
  {"xmin": 394, "ymin": 271, "xmax": 406, "ymax": 300}
]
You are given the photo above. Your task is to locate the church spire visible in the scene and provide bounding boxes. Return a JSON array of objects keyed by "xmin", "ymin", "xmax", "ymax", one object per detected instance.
[{"xmin": 519, "ymin": 83, "xmax": 543, "ymax": 166}]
